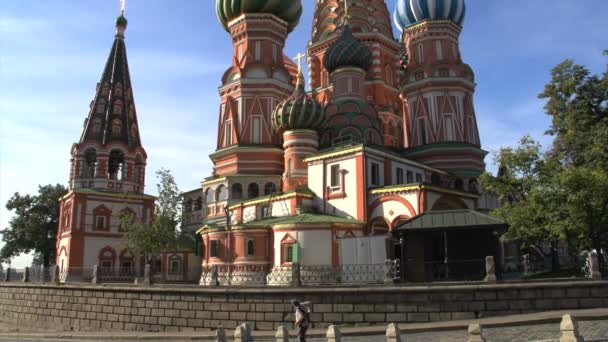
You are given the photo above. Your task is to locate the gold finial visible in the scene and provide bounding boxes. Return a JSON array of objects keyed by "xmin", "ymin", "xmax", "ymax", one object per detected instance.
[
  {"xmin": 344, "ymin": 0, "xmax": 351, "ymax": 25},
  {"xmin": 293, "ymin": 53, "xmax": 306, "ymax": 90},
  {"xmin": 294, "ymin": 52, "xmax": 306, "ymax": 72}
]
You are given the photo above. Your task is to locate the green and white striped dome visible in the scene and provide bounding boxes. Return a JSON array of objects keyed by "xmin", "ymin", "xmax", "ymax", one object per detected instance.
[
  {"xmin": 272, "ymin": 72, "xmax": 325, "ymax": 134},
  {"xmin": 216, "ymin": 0, "xmax": 303, "ymax": 33}
]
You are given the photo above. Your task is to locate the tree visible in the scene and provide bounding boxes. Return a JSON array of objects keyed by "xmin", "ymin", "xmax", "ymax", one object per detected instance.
[
  {"xmin": 480, "ymin": 136, "xmax": 566, "ymax": 271},
  {"xmin": 0, "ymin": 184, "xmax": 68, "ymax": 267},
  {"xmin": 540, "ymin": 51, "xmax": 608, "ymax": 266},
  {"xmin": 539, "ymin": 50, "xmax": 608, "ymax": 170},
  {"xmin": 482, "ymin": 51, "xmax": 608, "ymax": 270},
  {"xmin": 121, "ymin": 168, "xmax": 182, "ymax": 267}
]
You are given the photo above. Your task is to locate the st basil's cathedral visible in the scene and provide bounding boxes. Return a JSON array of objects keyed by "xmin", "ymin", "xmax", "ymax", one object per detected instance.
[{"xmin": 57, "ymin": 0, "xmax": 511, "ymax": 284}]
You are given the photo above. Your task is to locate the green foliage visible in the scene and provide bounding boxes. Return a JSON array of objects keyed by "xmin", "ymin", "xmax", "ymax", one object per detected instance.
[
  {"xmin": 480, "ymin": 136, "xmax": 566, "ymax": 249},
  {"xmin": 0, "ymin": 184, "xmax": 68, "ymax": 267},
  {"xmin": 482, "ymin": 51, "xmax": 608, "ymax": 268},
  {"xmin": 120, "ymin": 168, "xmax": 182, "ymax": 263}
]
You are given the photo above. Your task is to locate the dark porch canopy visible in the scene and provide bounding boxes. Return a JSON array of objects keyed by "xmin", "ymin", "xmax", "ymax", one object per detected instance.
[
  {"xmin": 392, "ymin": 209, "xmax": 508, "ymax": 233},
  {"xmin": 391, "ymin": 210, "xmax": 508, "ymax": 282}
]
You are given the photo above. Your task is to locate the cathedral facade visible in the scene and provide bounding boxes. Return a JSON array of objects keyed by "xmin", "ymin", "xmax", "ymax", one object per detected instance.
[
  {"xmin": 190, "ymin": 0, "xmax": 505, "ymax": 284},
  {"xmin": 57, "ymin": 0, "xmax": 507, "ymax": 285}
]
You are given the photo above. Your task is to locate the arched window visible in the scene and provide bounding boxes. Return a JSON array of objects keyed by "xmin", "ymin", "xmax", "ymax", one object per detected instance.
[
  {"xmin": 83, "ymin": 148, "xmax": 97, "ymax": 178},
  {"xmin": 134, "ymin": 155, "xmax": 144, "ymax": 184},
  {"xmin": 468, "ymin": 179, "xmax": 478, "ymax": 193},
  {"xmin": 216, "ymin": 185, "xmax": 228, "ymax": 201},
  {"xmin": 385, "ymin": 64, "xmax": 393, "ymax": 86},
  {"xmin": 248, "ymin": 183, "xmax": 260, "ymax": 199},
  {"xmin": 205, "ymin": 188, "xmax": 214, "ymax": 203},
  {"xmin": 108, "ymin": 149, "xmax": 125, "ymax": 180},
  {"xmin": 246, "ymin": 239, "xmax": 255, "ymax": 257},
  {"xmin": 92, "ymin": 205, "xmax": 111, "ymax": 231},
  {"xmin": 454, "ymin": 179, "xmax": 464, "ymax": 191},
  {"xmin": 98, "ymin": 247, "xmax": 116, "ymax": 272},
  {"xmin": 111, "ymin": 118, "xmax": 122, "ymax": 137},
  {"xmin": 113, "ymin": 100, "xmax": 123, "ymax": 114},
  {"xmin": 168, "ymin": 255, "xmax": 182, "ymax": 274},
  {"xmin": 264, "ymin": 182, "xmax": 276, "ymax": 196},
  {"xmin": 431, "ymin": 173, "xmax": 441, "ymax": 186},
  {"xmin": 194, "ymin": 197, "xmax": 203, "ymax": 210},
  {"xmin": 91, "ymin": 118, "xmax": 102, "ymax": 134},
  {"xmin": 184, "ymin": 199, "xmax": 193, "ymax": 212},
  {"xmin": 95, "ymin": 99, "xmax": 106, "ymax": 113},
  {"xmin": 232, "ymin": 183, "xmax": 243, "ymax": 200},
  {"xmin": 119, "ymin": 249, "xmax": 134, "ymax": 276}
]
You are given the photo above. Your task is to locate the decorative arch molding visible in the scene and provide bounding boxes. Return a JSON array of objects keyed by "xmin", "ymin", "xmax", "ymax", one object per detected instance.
[
  {"xmin": 98, "ymin": 246, "xmax": 116, "ymax": 270},
  {"xmin": 430, "ymin": 195, "xmax": 469, "ymax": 211},
  {"xmin": 368, "ymin": 195, "xmax": 417, "ymax": 218},
  {"xmin": 367, "ymin": 216, "xmax": 390, "ymax": 235},
  {"xmin": 390, "ymin": 214, "xmax": 411, "ymax": 229},
  {"xmin": 92, "ymin": 205, "xmax": 112, "ymax": 231}
]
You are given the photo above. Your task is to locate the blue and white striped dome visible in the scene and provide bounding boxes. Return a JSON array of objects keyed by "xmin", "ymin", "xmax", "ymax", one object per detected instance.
[{"xmin": 394, "ymin": 0, "xmax": 466, "ymax": 31}]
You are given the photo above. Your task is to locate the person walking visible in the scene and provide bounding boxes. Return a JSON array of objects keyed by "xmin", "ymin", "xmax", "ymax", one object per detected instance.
[{"xmin": 291, "ymin": 299, "xmax": 310, "ymax": 342}]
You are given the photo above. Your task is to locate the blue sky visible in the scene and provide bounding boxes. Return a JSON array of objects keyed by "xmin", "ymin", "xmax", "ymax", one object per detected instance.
[{"xmin": 1, "ymin": 1, "xmax": 607, "ymax": 267}]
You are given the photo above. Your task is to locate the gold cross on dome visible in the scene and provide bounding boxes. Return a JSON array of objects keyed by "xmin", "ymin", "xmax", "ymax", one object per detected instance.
[
  {"xmin": 294, "ymin": 52, "xmax": 306, "ymax": 71},
  {"xmin": 344, "ymin": 0, "xmax": 351, "ymax": 22}
]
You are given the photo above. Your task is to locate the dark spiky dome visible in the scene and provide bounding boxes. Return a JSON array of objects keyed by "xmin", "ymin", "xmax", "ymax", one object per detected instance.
[
  {"xmin": 116, "ymin": 13, "xmax": 128, "ymax": 27},
  {"xmin": 272, "ymin": 71, "xmax": 325, "ymax": 134},
  {"xmin": 216, "ymin": 0, "xmax": 303, "ymax": 33},
  {"xmin": 324, "ymin": 25, "xmax": 372, "ymax": 73}
]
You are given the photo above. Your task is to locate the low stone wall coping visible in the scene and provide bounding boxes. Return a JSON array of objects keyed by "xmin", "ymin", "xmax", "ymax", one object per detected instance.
[{"xmin": 1, "ymin": 279, "xmax": 606, "ymax": 294}]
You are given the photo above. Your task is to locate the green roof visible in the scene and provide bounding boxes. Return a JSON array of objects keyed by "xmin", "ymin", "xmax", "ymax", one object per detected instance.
[
  {"xmin": 394, "ymin": 209, "xmax": 507, "ymax": 232},
  {"xmin": 241, "ymin": 213, "xmax": 363, "ymax": 227}
]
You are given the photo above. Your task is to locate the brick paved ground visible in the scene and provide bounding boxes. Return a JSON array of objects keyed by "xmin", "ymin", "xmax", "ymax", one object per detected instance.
[{"xmin": 1, "ymin": 318, "xmax": 607, "ymax": 341}]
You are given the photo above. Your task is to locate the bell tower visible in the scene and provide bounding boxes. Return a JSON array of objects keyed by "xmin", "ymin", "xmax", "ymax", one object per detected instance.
[{"xmin": 56, "ymin": 10, "xmax": 155, "ymax": 275}]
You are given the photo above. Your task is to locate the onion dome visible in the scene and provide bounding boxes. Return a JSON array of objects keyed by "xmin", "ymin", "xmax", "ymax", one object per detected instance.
[
  {"xmin": 272, "ymin": 70, "xmax": 325, "ymax": 134},
  {"xmin": 116, "ymin": 12, "xmax": 128, "ymax": 28},
  {"xmin": 216, "ymin": 0, "xmax": 303, "ymax": 33},
  {"xmin": 323, "ymin": 25, "xmax": 372, "ymax": 73},
  {"xmin": 394, "ymin": 0, "xmax": 466, "ymax": 31}
]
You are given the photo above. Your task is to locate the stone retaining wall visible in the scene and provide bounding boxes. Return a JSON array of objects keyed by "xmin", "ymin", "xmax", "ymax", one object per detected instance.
[{"xmin": 0, "ymin": 281, "xmax": 607, "ymax": 332}]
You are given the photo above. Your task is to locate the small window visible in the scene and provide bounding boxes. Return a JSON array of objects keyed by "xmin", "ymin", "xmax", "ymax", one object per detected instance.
[
  {"xmin": 330, "ymin": 165, "xmax": 340, "ymax": 187},
  {"xmin": 436, "ymin": 40, "xmax": 444, "ymax": 60},
  {"xmin": 445, "ymin": 115, "xmax": 455, "ymax": 141},
  {"xmin": 95, "ymin": 216, "xmax": 105, "ymax": 230},
  {"xmin": 455, "ymin": 179, "xmax": 464, "ymax": 191},
  {"xmin": 371, "ymin": 163, "xmax": 380, "ymax": 186},
  {"xmin": 255, "ymin": 41, "xmax": 261, "ymax": 61},
  {"xmin": 225, "ymin": 121, "xmax": 233, "ymax": 146},
  {"xmin": 264, "ymin": 182, "xmax": 276, "ymax": 195},
  {"xmin": 419, "ymin": 120, "xmax": 427, "ymax": 145},
  {"xmin": 282, "ymin": 244, "xmax": 294, "ymax": 264},
  {"xmin": 252, "ymin": 117, "xmax": 261, "ymax": 144},
  {"xmin": 210, "ymin": 240, "xmax": 219, "ymax": 258},
  {"xmin": 396, "ymin": 168, "xmax": 404, "ymax": 184},
  {"xmin": 248, "ymin": 183, "xmax": 260, "ymax": 198},
  {"xmin": 418, "ymin": 44, "xmax": 424, "ymax": 64},
  {"xmin": 431, "ymin": 173, "xmax": 441, "ymax": 185},
  {"xmin": 169, "ymin": 257, "xmax": 182, "ymax": 274},
  {"xmin": 246, "ymin": 240, "xmax": 255, "ymax": 257},
  {"xmin": 232, "ymin": 183, "xmax": 243, "ymax": 200},
  {"xmin": 406, "ymin": 171, "xmax": 413, "ymax": 184},
  {"xmin": 416, "ymin": 173, "xmax": 423, "ymax": 183}
]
